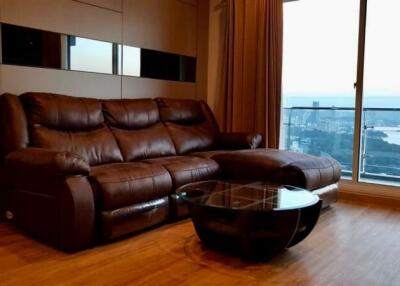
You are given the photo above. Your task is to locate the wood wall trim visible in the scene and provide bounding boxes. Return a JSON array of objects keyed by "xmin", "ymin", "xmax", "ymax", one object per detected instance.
[
  {"xmin": 340, "ymin": 180, "xmax": 400, "ymax": 198},
  {"xmin": 339, "ymin": 179, "xmax": 400, "ymax": 207},
  {"xmin": 71, "ymin": 0, "xmax": 123, "ymax": 13},
  {"xmin": 339, "ymin": 191, "xmax": 400, "ymax": 207}
]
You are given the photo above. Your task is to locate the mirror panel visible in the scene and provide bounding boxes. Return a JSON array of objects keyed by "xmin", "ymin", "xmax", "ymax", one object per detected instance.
[
  {"xmin": 0, "ymin": 23, "xmax": 196, "ymax": 82},
  {"xmin": 69, "ymin": 36, "xmax": 114, "ymax": 74},
  {"xmin": 1, "ymin": 24, "xmax": 63, "ymax": 69},
  {"xmin": 140, "ymin": 49, "xmax": 196, "ymax": 82},
  {"xmin": 122, "ymin": 45, "xmax": 141, "ymax": 77}
]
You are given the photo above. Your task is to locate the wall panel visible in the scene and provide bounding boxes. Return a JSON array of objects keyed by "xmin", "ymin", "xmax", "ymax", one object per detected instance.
[
  {"xmin": 0, "ymin": 65, "xmax": 4, "ymax": 95},
  {"xmin": 73, "ymin": 0, "xmax": 122, "ymax": 12},
  {"xmin": 195, "ymin": 0, "xmax": 209, "ymax": 101},
  {"xmin": 0, "ymin": 0, "xmax": 122, "ymax": 42},
  {"xmin": 0, "ymin": 0, "xmax": 209, "ymax": 101},
  {"xmin": 179, "ymin": 0, "xmax": 197, "ymax": 6},
  {"xmin": 207, "ymin": 0, "xmax": 226, "ymax": 111},
  {"xmin": 0, "ymin": 65, "xmax": 121, "ymax": 99},
  {"xmin": 122, "ymin": 76, "xmax": 196, "ymax": 99},
  {"xmin": 123, "ymin": 0, "xmax": 197, "ymax": 57}
]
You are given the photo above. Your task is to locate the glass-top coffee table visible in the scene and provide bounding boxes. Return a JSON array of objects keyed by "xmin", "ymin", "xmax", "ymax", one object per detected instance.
[{"xmin": 177, "ymin": 180, "xmax": 322, "ymax": 259}]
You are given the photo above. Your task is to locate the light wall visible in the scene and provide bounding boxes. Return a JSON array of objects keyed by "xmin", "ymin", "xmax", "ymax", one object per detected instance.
[{"xmin": 0, "ymin": 0, "xmax": 209, "ymax": 100}]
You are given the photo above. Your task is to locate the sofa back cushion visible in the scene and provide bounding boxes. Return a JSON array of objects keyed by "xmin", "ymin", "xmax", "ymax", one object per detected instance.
[
  {"xmin": 21, "ymin": 93, "xmax": 123, "ymax": 165},
  {"xmin": 103, "ymin": 99, "xmax": 176, "ymax": 161},
  {"xmin": 155, "ymin": 98, "xmax": 219, "ymax": 154},
  {"xmin": 0, "ymin": 94, "xmax": 29, "ymax": 164}
]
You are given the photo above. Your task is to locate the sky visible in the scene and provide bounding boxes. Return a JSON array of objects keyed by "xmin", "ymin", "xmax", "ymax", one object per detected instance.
[
  {"xmin": 282, "ymin": 0, "xmax": 400, "ymax": 100},
  {"xmin": 70, "ymin": 38, "xmax": 141, "ymax": 76},
  {"xmin": 70, "ymin": 37, "xmax": 113, "ymax": 74}
]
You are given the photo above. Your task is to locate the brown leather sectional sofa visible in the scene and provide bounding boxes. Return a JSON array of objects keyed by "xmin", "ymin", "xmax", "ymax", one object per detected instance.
[{"xmin": 0, "ymin": 92, "xmax": 341, "ymax": 251}]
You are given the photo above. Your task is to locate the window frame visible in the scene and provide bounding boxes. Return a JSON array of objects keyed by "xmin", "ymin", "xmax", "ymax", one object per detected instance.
[{"xmin": 282, "ymin": 0, "xmax": 400, "ymax": 198}]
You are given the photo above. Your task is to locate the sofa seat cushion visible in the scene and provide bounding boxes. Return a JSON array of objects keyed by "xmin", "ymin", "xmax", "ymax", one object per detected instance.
[
  {"xmin": 90, "ymin": 163, "xmax": 172, "ymax": 210},
  {"xmin": 212, "ymin": 149, "xmax": 341, "ymax": 190},
  {"xmin": 143, "ymin": 156, "xmax": 220, "ymax": 188},
  {"xmin": 189, "ymin": 150, "xmax": 231, "ymax": 159}
]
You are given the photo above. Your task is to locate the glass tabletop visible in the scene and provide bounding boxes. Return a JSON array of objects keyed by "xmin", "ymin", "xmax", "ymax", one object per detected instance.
[{"xmin": 176, "ymin": 181, "xmax": 320, "ymax": 211}]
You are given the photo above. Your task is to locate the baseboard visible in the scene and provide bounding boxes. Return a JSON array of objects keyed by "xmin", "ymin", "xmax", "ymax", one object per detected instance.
[
  {"xmin": 339, "ymin": 192, "xmax": 400, "ymax": 207},
  {"xmin": 339, "ymin": 180, "xmax": 400, "ymax": 207}
]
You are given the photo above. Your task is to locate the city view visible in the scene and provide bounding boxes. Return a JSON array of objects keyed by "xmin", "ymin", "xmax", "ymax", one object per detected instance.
[{"xmin": 281, "ymin": 96, "xmax": 400, "ymax": 184}]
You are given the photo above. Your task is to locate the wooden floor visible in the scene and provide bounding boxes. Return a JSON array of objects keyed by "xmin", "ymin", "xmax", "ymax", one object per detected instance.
[{"xmin": 1, "ymin": 199, "xmax": 400, "ymax": 286}]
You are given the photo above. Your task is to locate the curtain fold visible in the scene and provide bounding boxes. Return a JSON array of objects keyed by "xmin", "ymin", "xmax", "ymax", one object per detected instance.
[{"xmin": 217, "ymin": 0, "xmax": 283, "ymax": 148}]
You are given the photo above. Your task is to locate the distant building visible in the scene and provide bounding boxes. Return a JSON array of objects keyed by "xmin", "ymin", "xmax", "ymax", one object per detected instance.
[{"xmin": 307, "ymin": 101, "xmax": 320, "ymax": 125}]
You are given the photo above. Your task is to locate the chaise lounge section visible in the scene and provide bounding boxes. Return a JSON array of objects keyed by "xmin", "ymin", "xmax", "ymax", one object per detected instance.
[{"xmin": 0, "ymin": 92, "xmax": 341, "ymax": 251}]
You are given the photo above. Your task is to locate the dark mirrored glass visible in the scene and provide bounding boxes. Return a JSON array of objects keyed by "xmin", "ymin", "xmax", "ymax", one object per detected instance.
[
  {"xmin": 140, "ymin": 49, "xmax": 196, "ymax": 82},
  {"xmin": 1, "ymin": 23, "xmax": 196, "ymax": 82},
  {"xmin": 1, "ymin": 24, "xmax": 63, "ymax": 69}
]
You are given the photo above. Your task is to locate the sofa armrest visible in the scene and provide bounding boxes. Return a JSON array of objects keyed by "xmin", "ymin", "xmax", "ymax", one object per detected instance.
[
  {"xmin": 5, "ymin": 148, "xmax": 94, "ymax": 251},
  {"xmin": 6, "ymin": 148, "xmax": 90, "ymax": 177},
  {"xmin": 217, "ymin": 132, "xmax": 263, "ymax": 150}
]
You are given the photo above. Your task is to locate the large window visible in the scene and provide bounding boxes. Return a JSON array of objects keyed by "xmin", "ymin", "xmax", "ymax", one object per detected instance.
[
  {"xmin": 360, "ymin": 0, "xmax": 400, "ymax": 184},
  {"xmin": 281, "ymin": 0, "xmax": 400, "ymax": 185},
  {"xmin": 282, "ymin": 0, "xmax": 360, "ymax": 177}
]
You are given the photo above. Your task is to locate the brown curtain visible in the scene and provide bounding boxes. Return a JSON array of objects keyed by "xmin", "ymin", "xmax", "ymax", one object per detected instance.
[{"xmin": 216, "ymin": 0, "xmax": 283, "ymax": 148}]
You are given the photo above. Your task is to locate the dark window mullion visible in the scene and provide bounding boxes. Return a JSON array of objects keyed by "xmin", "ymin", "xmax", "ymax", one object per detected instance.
[{"xmin": 352, "ymin": 0, "xmax": 368, "ymax": 182}]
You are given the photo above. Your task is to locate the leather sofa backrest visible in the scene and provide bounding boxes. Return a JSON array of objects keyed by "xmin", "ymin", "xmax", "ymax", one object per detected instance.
[
  {"xmin": 155, "ymin": 98, "xmax": 220, "ymax": 154},
  {"xmin": 0, "ymin": 93, "xmax": 29, "ymax": 164},
  {"xmin": 102, "ymin": 99, "xmax": 176, "ymax": 161},
  {"xmin": 20, "ymin": 92, "xmax": 123, "ymax": 166},
  {"xmin": 0, "ymin": 93, "xmax": 223, "ymax": 164}
]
